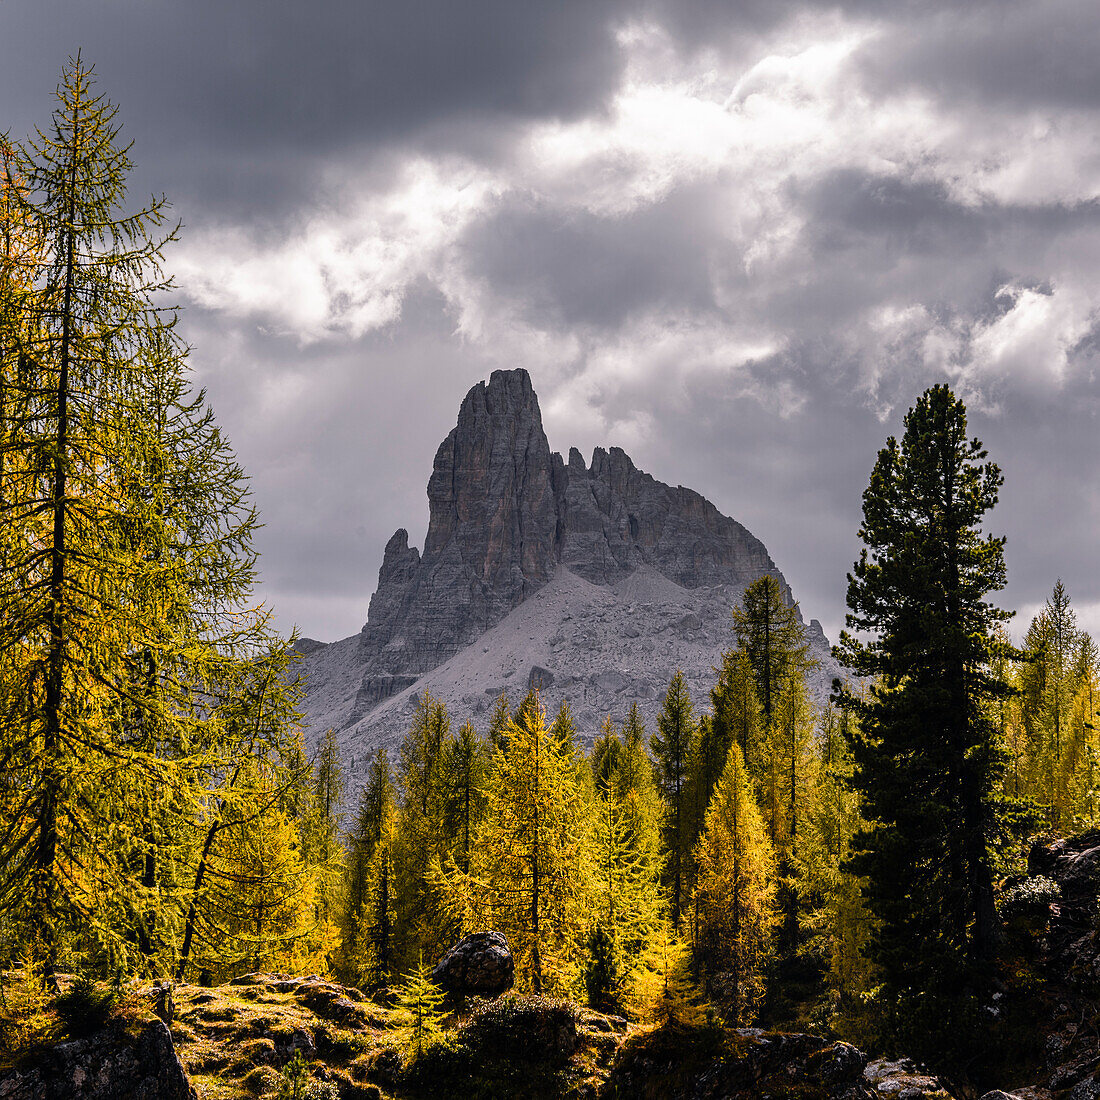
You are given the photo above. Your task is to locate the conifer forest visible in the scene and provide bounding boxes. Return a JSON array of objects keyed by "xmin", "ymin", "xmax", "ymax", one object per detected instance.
[{"xmin": 2, "ymin": 57, "xmax": 1099, "ymax": 1100}]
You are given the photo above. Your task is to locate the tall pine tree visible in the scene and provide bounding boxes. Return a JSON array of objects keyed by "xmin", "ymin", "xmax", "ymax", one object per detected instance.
[{"xmin": 835, "ymin": 384, "xmax": 1012, "ymax": 1065}]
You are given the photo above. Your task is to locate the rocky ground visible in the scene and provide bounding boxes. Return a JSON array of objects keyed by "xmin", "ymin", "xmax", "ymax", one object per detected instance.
[{"xmin": 0, "ymin": 970, "xmax": 957, "ymax": 1100}]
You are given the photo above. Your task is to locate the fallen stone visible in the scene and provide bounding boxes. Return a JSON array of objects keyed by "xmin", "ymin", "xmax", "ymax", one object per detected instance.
[
  {"xmin": 430, "ymin": 930, "xmax": 515, "ymax": 998},
  {"xmin": 528, "ymin": 665, "xmax": 555, "ymax": 690},
  {"xmin": 592, "ymin": 669, "xmax": 630, "ymax": 694}
]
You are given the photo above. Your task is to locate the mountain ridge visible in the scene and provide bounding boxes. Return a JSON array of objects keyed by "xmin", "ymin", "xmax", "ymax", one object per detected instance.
[{"xmin": 297, "ymin": 368, "xmax": 835, "ymax": 777}]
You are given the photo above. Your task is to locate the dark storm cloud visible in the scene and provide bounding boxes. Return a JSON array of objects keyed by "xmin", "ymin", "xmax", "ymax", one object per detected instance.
[
  {"xmin": 3, "ymin": 0, "xmax": 631, "ymax": 216},
  {"xmin": 805, "ymin": 172, "xmax": 989, "ymax": 256},
  {"xmin": 463, "ymin": 186, "xmax": 721, "ymax": 330},
  {"xmin": 641, "ymin": 0, "xmax": 970, "ymax": 51},
  {"xmin": 860, "ymin": 0, "xmax": 1100, "ymax": 109},
  {"xmin": 3, "ymin": 0, "xmax": 1098, "ymax": 644}
]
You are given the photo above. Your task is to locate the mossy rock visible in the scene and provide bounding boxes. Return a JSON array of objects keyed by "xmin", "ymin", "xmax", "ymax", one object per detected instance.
[
  {"xmin": 236, "ymin": 1036, "xmax": 277, "ymax": 1067},
  {"xmin": 242, "ymin": 1063, "xmax": 280, "ymax": 1095}
]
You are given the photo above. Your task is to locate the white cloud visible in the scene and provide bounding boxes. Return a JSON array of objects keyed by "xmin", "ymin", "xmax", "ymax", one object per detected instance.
[
  {"xmin": 174, "ymin": 159, "xmax": 499, "ymax": 342},
  {"xmin": 966, "ymin": 282, "xmax": 1095, "ymax": 391},
  {"xmin": 170, "ymin": 7, "xmax": 1100, "ymax": 421}
]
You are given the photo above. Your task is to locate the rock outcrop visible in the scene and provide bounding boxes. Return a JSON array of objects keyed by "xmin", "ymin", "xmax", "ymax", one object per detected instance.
[
  {"xmin": 604, "ymin": 1025, "xmax": 955, "ymax": 1100},
  {"xmin": 0, "ymin": 1018, "xmax": 194, "ymax": 1100},
  {"xmin": 1000, "ymin": 831, "xmax": 1100, "ymax": 1100},
  {"xmin": 359, "ymin": 369, "xmax": 559, "ymax": 677},
  {"xmin": 297, "ymin": 368, "xmax": 834, "ymax": 768},
  {"xmin": 359, "ymin": 369, "xmax": 790, "ymax": 679}
]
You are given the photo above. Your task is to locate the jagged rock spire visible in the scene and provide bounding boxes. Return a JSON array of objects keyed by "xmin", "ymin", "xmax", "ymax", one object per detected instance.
[{"xmin": 360, "ymin": 368, "xmax": 783, "ymax": 685}]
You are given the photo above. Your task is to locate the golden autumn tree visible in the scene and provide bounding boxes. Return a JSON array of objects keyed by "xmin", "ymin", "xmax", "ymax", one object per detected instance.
[
  {"xmin": 0, "ymin": 58, "xmax": 300, "ymax": 979},
  {"xmin": 795, "ymin": 702, "xmax": 875, "ymax": 1019},
  {"xmin": 586, "ymin": 714, "xmax": 663, "ymax": 1007},
  {"xmin": 1016, "ymin": 582, "xmax": 1100, "ymax": 828},
  {"xmin": 185, "ymin": 760, "xmax": 314, "ymax": 982},
  {"xmin": 693, "ymin": 742, "xmax": 777, "ymax": 1023},
  {"xmin": 436, "ymin": 696, "xmax": 593, "ymax": 995}
]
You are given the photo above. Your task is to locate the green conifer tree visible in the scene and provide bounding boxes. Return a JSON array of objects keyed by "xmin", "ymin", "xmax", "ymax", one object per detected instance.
[
  {"xmin": 438, "ymin": 721, "xmax": 490, "ymax": 874},
  {"xmin": 338, "ymin": 749, "xmax": 394, "ymax": 985},
  {"xmin": 732, "ymin": 576, "xmax": 811, "ymax": 727},
  {"xmin": 834, "ymin": 384, "xmax": 1013, "ymax": 1065},
  {"xmin": 394, "ymin": 694, "xmax": 451, "ymax": 968}
]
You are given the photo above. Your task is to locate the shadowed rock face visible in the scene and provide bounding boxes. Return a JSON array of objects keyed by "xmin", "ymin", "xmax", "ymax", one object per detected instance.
[
  {"xmin": 0, "ymin": 1018, "xmax": 194, "ymax": 1100},
  {"xmin": 360, "ymin": 369, "xmax": 557, "ymax": 675},
  {"xmin": 357, "ymin": 368, "xmax": 787, "ymax": 685},
  {"xmin": 555, "ymin": 443, "xmax": 776, "ymax": 589}
]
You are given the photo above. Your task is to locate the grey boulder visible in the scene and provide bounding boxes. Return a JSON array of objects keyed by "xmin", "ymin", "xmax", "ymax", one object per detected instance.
[{"xmin": 431, "ymin": 930, "xmax": 515, "ymax": 997}]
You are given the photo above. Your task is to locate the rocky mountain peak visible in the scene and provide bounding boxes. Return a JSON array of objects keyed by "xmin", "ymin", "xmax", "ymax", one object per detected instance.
[
  {"xmin": 303, "ymin": 369, "xmax": 830, "ymax": 756},
  {"xmin": 360, "ymin": 368, "xmax": 557, "ymax": 677}
]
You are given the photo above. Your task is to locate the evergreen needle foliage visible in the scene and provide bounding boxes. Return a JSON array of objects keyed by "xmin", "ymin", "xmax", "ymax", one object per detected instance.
[
  {"xmin": 834, "ymin": 383, "xmax": 1014, "ymax": 1067},
  {"xmin": 395, "ymin": 953, "xmax": 447, "ymax": 1061}
]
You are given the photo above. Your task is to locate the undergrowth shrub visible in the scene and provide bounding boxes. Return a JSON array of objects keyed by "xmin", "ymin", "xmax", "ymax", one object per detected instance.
[{"xmin": 56, "ymin": 975, "xmax": 118, "ymax": 1038}]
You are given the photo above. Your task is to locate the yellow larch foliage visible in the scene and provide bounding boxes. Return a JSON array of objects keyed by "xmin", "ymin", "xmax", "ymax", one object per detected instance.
[{"xmin": 692, "ymin": 742, "xmax": 777, "ymax": 1023}]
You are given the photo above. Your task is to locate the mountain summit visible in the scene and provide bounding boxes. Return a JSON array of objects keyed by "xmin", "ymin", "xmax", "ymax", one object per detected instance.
[{"xmin": 298, "ymin": 369, "xmax": 831, "ymax": 776}]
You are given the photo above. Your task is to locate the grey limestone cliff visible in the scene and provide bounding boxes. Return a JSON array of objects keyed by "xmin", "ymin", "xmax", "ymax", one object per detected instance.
[{"xmin": 342, "ymin": 368, "xmax": 823, "ymax": 728}]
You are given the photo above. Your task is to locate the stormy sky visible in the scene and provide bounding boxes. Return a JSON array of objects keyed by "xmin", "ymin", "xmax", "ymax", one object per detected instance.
[{"xmin": 3, "ymin": 1, "xmax": 1098, "ymax": 647}]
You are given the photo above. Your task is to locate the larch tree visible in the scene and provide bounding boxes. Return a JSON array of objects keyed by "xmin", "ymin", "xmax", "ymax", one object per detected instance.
[
  {"xmin": 834, "ymin": 384, "xmax": 1013, "ymax": 1064},
  {"xmin": 486, "ymin": 691, "xmax": 512, "ymax": 753},
  {"xmin": 438, "ymin": 697, "xmax": 593, "ymax": 995},
  {"xmin": 692, "ymin": 742, "xmax": 776, "ymax": 1024},
  {"xmin": 614, "ymin": 703, "xmax": 665, "ymax": 956},
  {"xmin": 795, "ymin": 702, "xmax": 874, "ymax": 1018},
  {"xmin": 588, "ymin": 716, "xmax": 662, "ymax": 1004},
  {"xmin": 1018, "ymin": 582, "xmax": 1098, "ymax": 827},
  {"xmin": 651, "ymin": 671, "xmax": 696, "ymax": 928},
  {"xmin": 729, "ymin": 577, "xmax": 815, "ymax": 950},
  {"xmin": 709, "ymin": 647, "xmax": 761, "ymax": 779},
  {"xmin": 173, "ymin": 654, "xmax": 303, "ymax": 983},
  {"xmin": 394, "ymin": 952, "xmax": 447, "ymax": 1061},
  {"xmin": 760, "ymin": 671, "xmax": 816, "ymax": 949},
  {"xmin": 357, "ymin": 799, "xmax": 398, "ymax": 992},
  {"xmin": 0, "ymin": 57, "xmax": 297, "ymax": 979},
  {"xmin": 184, "ymin": 759, "xmax": 313, "ymax": 983}
]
